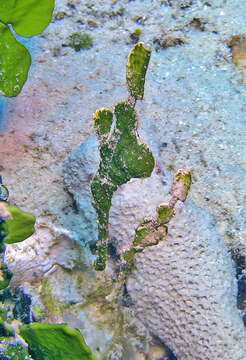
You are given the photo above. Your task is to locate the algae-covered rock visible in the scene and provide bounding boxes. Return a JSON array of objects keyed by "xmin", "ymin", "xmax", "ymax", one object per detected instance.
[{"xmin": 20, "ymin": 323, "xmax": 96, "ymax": 360}]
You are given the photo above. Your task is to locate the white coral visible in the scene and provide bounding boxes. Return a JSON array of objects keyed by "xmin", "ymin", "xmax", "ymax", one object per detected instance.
[{"xmin": 127, "ymin": 200, "xmax": 246, "ymax": 360}]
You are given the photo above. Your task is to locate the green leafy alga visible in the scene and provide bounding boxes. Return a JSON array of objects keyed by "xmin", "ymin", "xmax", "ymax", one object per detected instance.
[
  {"xmin": 0, "ymin": 0, "xmax": 54, "ymax": 97},
  {"xmin": 20, "ymin": 323, "xmax": 96, "ymax": 360}
]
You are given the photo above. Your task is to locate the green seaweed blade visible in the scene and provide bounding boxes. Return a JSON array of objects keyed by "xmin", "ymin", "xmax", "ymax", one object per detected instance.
[
  {"xmin": 20, "ymin": 323, "xmax": 97, "ymax": 360},
  {"xmin": 0, "ymin": 22, "xmax": 31, "ymax": 97},
  {"xmin": 0, "ymin": 0, "xmax": 55, "ymax": 37},
  {"xmin": 1, "ymin": 206, "xmax": 35, "ymax": 244}
]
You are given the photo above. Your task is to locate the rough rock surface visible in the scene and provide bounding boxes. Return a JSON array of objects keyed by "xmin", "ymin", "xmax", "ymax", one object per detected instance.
[
  {"xmin": 5, "ymin": 225, "xmax": 85, "ymax": 286},
  {"xmin": 62, "ymin": 135, "xmax": 100, "ymax": 244},
  {"xmin": 127, "ymin": 200, "xmax": 246, "ymax": 360}
]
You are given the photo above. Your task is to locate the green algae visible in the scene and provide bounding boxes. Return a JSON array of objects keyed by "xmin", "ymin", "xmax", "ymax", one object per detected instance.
[
  {"xmin": 39, "ymin": 278, "xmax": 64, "ymax": 319},
  {"xmin": 0, "ymin": 0, "xmax": 54, "ymax": 37},
  {"xmin": 82, "ymin": 282, "xmax": 114, "ymax": 309},
  {"xmin": 114, "ymin": 101, "xmax": 137, "ymax": 133},
  {"xmin": 0, "ymin": 206, "xmax": 35, "ymax": 244},
  {"xmin": 33, "ymin": 305, "xmax": 43, "ymax": 316},
  {"xmin": 93, "ymin": 243, "xmax": 107, "ymax": 271},
  {"xmin": 0, "ymin": 307, "xmax": 7, "ymax": 321},
  {"xmin": 20, "ymin": 323, "xmax": 96, "ymax": 360},
  {"xmin": 130, "ymin": 29, "xmax": 142, "ymax": 43},
  {"xmin": 91, "ymin": 177, "xmax": 115, "ymax": 228},
  {"xmin": 0, "ymin": 0, "xmax": 54, "ymax": 97},
  {"xmin": 32, "ymin": 305, "xmax": 43, "ymax": 322},
  {"xmin": 0, "ymin": 22, "xmax": 31, "ymax": 97},
  {"xmin": 4, "ymin": 343, "xmax": 30, "ymax": 360},
  {"xmin": 67, "ymin": 32, "xmax": 93, "ymax": 51},
  {"xmin": 0, "ymin": 263, "xmax": 12, "ymax": 290}
]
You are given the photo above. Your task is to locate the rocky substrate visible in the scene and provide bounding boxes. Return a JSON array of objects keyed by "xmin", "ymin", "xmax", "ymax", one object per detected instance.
[{"xmin": 1, "ymin": 0, "xmax": 246, "ymax": 359}]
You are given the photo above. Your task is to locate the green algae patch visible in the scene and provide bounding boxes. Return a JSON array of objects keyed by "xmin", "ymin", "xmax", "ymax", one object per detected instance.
[
  {"xmin": 67, "ymin": 32, "xmax": 93, "ymax": 51},
  {"xmin": 93, "ymin": 243, "xmax": 107, "ymax": 271},
  {"xmin": 157, "ymin": 204, "xmax": 175, "ymax": 225},
  {"xmin": 0, "ymin": 263, "xmax": 12, "ymax": 290},
  {"xmin": 126, "ymin": 42, "xmax": 151, "ymax": 100},
  {"xmin": 39, "ymin": 278, "xmax": 64, "ymax": 320},
  {"xmin": 20, "ymin": 323, "xmax": 96, "ymax": 360},
  {"xmin": 0, "ymin": 206, "xmax": 35, "ymax": 244},
  {"xmin": 122, "ymin": 217, "xmax": 168, "ymax": 276},
  {"xmin": 4, "ymin": 343, "xmax": 30, "ymax": 360},
  {"xmin": 33, "ymin": 305, "xmax": 43, "ymax": 316},
  {"xmin": 32, "ymin": 305, "xmax": 43, "ymax": 322},
  {"xmin": 130, "ymin": 29, "xmax": 142, "ymax": 43},
  {"xmin": 0, "ymin": 307, "xmax": 7, "ymax": 321}
]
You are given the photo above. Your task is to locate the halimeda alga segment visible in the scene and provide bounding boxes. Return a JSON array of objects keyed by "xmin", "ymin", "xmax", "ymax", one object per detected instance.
[{"xmin": 0, "ymin": 0, "xmax": 54, "ymax": 97}]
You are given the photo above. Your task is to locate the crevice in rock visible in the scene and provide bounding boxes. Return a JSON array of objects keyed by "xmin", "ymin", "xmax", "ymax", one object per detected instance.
[
  {"xmin": 231, "ymin": 248, "xmax": 246, "ymax": 326},
  {"xmin": 151, "ymin": 334, "xmax": 178, "ymax": 360}
]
